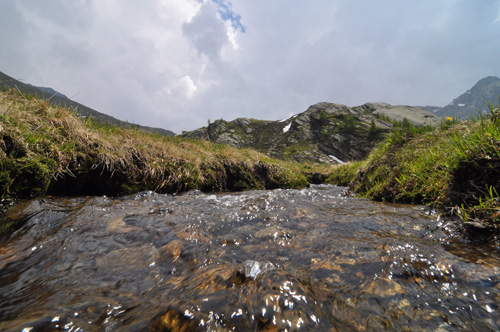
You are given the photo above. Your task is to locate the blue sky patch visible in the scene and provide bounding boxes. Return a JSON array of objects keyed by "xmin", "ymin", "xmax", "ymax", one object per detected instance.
[{"xmin": 212, "ymin": 0, "xmax": 246, "ymax": 32}]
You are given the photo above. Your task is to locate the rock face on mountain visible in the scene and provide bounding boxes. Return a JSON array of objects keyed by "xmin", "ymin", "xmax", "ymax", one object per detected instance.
[
  {"xmin": 436, "ymin": 76, "xmax": 500, "ymax": 119},
  {"xmin": 360, "ymin": 102, "xmax": 442, "ymax": 126},
  {"xmin": 183, "ymin": 102, "xmax": 441, "ymax": 163},
  {"xmin": 0, "ymin": 71, "xmax": 175, "ymax": 136}
]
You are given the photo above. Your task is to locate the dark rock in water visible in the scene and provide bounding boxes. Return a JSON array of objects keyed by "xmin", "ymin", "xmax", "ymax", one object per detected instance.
[
  {"xmin": 1, "ymin": 186, "xmax": 499, "ymax": 331},
  {"xmin": 149, "ymin": 309, "xmax": 201, "ymax": 332},
  {"xmin": 182, "ymin": 102, "xmax": 440, "ymax": 164},
  {"xmin": 463, "ymin": 221, "xmax": 497, "ymax": 243}
]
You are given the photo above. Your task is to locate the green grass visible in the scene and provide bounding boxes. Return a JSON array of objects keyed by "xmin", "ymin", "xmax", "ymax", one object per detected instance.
[
  {"xmin": 327, "ymin": 104, "xmax": 500, "ymax": 232},
  {"xmin": 5, "ymin": 86, "xmax": 500, "ymax": 237}
]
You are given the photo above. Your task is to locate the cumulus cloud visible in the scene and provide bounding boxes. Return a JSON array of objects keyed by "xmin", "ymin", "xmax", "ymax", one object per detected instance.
[
  {"xmin": 1, "ymin": 0, "xmax": 500, "ymax": 133},
  {"xmin": 168, "ymin": 75, "xmax": 198, "ymax": 98},
  {"xmin": 182, "ymin": 1, "xmax": 228, "ymax": 64}
]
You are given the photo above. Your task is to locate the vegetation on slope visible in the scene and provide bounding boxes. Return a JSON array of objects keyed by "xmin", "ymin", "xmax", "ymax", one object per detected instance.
[
  {"xmin": 183, "ymin": 103, "xmax": 416, "ymax": 164},
  {"xmin": 3, "ymin": 86, "xmax": 500, "ymax": 239},
  {"xmin": 0, "ymin": 89, "xmax": 334, "ymax": 215},
  {"xmin": 0, "ymin": 70, "xmax": 175, "ymax": 136},
  {"xmin": 327, "ymin": 104, "xmax": 500, "ymax": 234}
]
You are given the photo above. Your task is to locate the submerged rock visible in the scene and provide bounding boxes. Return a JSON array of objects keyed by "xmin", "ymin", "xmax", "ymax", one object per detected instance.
[
  {"xmin": 2, "ymin": 186, "xmax": 499, "ymax": 331},
  {"xmin": 243, "ymin": 260, "xmax": 275, "ymax": 279}
]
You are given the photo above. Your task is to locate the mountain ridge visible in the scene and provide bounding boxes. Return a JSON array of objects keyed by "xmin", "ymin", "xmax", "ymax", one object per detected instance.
[
  {"xmin": 182, "ymin": 75, "xmax": 500, "ymax": 163},
  {"xmin": 436, "ymin": 76, "xmax": 500, "ymax": 118},
  {"xmin": 182, "ymin": 102, "xmax": 441, "ymax": 163},
  {"xmin": 4, "ymin": 69, "xmax": 498, "ymax": 162},
  {"xmin": 0, "ymin": 71, "xmax": 175, "ymax": 136}
]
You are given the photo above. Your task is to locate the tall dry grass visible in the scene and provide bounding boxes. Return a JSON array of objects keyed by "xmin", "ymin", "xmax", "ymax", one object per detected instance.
[{"xmin": 0, "ymin": 89, "xmax": 320, "ymax": 201}]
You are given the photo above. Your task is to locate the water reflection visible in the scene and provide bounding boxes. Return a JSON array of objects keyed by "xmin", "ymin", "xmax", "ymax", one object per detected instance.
[{"xmin": 0, "ymin": 185, "xmax": 499, "ymax": 331}]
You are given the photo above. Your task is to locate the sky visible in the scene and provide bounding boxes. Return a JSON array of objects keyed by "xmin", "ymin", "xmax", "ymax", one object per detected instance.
[{"xmin": 1, "ymin": 0, "xmax": 500, "ymax": 134}]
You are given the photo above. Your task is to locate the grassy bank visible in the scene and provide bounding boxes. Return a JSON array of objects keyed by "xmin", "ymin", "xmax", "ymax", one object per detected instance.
[
  {"xmin": 327, "ymin": 105, "xmax": 500, "ymax": 234},
  {"xmin": 3, "ymin": 87, "xmax": 500, "ymax": 238},
  {"xmin": 0, "ymin": 89, "xmax": 334, "ymax": 219}
]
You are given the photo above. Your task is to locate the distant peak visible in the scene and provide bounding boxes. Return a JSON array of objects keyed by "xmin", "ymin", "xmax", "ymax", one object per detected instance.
[{"xmin": 474, "ymin": 76, "xmax": 500, "ymax": 86}]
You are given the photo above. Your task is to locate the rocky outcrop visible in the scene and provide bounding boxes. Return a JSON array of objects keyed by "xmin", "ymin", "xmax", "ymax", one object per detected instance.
[
  {"xmin": 183, "ymin": 102, "xmax": 441, "ymax": 164},
  {"xmin": 357, "ymin": 103, "xmax": 442, "ymax": 126}
]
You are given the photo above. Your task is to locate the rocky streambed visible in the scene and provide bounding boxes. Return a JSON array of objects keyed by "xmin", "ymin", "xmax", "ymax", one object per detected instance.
[{"xmin": 0, "ymin": 185, "xmax": 499, "ymax": 331}]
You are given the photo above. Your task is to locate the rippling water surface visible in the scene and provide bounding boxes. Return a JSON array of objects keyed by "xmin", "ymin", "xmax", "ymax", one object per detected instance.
[{"xmin": 0, "ymin": 185, "xmax": 499, "ymax": 331}]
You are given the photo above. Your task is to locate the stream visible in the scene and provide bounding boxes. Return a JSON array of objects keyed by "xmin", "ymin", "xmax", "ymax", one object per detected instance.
[{"xmin": 0, "ymin": 185, "xmax": 499, "ymax": 331}]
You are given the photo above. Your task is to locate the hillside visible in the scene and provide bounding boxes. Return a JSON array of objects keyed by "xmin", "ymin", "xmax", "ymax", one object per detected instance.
[
  {"xmin": 0, "ymin": 89, "xmax": 336, "ymax": 210},
  {"xmin": 183, "ymin": 102, "xmax": 441, "ymax": 163},
  {"xmin": 327, "ymin": 103, "xmax": 500, "ymax": 236},
  {"xmin": 0, "ymin": 71, "xmax": 175, "ymax": 136},
  {"xmin": 436, "ymin": 76, "xmax": 500, "ymax": 119}
]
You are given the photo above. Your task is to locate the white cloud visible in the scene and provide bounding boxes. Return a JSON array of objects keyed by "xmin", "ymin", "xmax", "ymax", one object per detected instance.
[
  {"xmin": 182, "ymin": 0, "xmax": 230, "ymax": 64},
  {"xmin": 169, "ymin": 75, "xmax": 198, "ymax": 98},
  {"xmin": 1, "ymin": 0, "xmax": 500, "ymax": 134}
]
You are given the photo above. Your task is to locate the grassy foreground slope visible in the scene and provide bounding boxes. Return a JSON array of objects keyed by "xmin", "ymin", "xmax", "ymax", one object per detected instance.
[
  {"xmin": 328, "ymin": 105, "xmax": 500, "ymax": 233},
  {"xmin": 3, "ymin": 86, "xmax": 499, "ymax": 237},
  {"xmin": 0, "ymin": 89, "xmax": 333, "ymax": 206}
]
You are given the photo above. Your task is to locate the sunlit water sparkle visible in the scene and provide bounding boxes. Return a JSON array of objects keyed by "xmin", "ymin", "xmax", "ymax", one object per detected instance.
[{"xmin": 0, "ymin": 185, "xmax": 499, "ymax": 331}]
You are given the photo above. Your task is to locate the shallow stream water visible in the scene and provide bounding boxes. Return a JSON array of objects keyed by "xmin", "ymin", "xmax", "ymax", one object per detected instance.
[{"xmin": 0, "ymin": 185, "xmax": 499, "ymax": 331}]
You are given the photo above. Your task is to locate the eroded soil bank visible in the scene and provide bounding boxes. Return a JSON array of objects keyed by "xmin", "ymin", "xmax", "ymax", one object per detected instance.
[
  {"xmin": 0, "ymin": 89, "xmax": 333, "ymax": 234},
  {"xmin": 327, "ymin": 108, "xmax": 500, "ymax": 238}
]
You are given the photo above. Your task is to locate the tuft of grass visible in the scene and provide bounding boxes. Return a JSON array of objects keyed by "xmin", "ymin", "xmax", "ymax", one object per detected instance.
[{"xmin": 325, "ymin": 161, "xmax": 363, "ymax": 187}]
